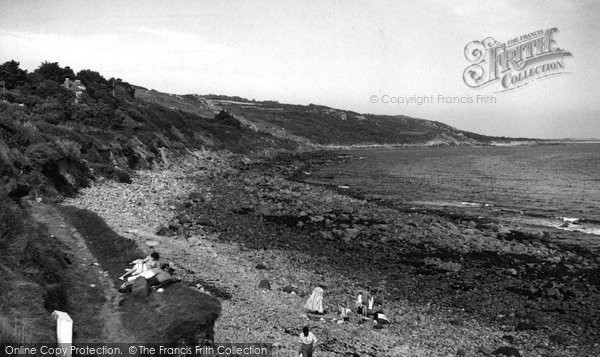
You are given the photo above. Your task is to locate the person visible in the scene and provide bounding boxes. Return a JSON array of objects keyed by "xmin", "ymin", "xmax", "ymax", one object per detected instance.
[
  {"xmin": 355, "ymin": 291, "xmax": 368, "ymax": 323},
  {"xmin": 298, "ymin": 326, "xmax": 317, "ymax": 357},
  {"xmin": 146, "ymin": 263, "xmax": 177, "ymax": 289},
  {"xmin": 303, "ymin": 286, "xmax": 325, "ymax": 314},
  {"xmin": 367, "ymin": 295, "xmax": 375, "ymax": 313},
  {"xmin": 119, "ymin": 251, "xmax": 160, "ymax": 281},
  {"xmin": 117, "ymin": 264, "xmax": 176, "ymax": 294},
  {"xmin": 373, "ymin": 304, "xmax": 390, "ymax": 326},
  {"xmin": 338, "ymin": 304, "xmax": 351, "ymax": 322}
]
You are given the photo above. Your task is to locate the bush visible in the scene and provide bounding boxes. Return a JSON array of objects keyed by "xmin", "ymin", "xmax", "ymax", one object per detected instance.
[{"xmin": 25, "ymin": 142, "xmax": 62, "ymax": 168}]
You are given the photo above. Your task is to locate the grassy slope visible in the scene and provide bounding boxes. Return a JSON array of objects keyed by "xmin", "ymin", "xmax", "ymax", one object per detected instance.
[
  {"xmin": 0, "ymin": 199, "xmax": 65, "ymax": 343},
  {"xmin": 129, "ymin": 91, "xmax": 509, "ymax": 146}
]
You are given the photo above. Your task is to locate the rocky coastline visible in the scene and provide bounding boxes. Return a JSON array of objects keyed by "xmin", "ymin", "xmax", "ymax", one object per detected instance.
[{"xmin": 65, "ymin": 149, "xmax": 600, "ymax": 356}]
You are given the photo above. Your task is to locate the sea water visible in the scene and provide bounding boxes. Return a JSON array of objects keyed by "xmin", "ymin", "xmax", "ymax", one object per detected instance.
[{"xmin": 309, "ymin": 143, "xmax": 600, "ymax": 236}]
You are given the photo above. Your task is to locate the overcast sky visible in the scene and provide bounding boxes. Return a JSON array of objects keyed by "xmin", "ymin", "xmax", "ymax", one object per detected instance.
[{"xmin": 2, "ymin": 0, "xmax": 599, "ymax": 139}]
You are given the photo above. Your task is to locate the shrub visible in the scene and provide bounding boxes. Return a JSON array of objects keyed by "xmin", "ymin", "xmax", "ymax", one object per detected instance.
[{"xmin": 25, "ymin": 142, "xmax": 62, "ymax": 168}]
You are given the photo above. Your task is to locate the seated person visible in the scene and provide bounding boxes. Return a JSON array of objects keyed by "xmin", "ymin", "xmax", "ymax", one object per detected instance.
[
  {"xmin": 119, "ymin": 251, "xmax": 160, "ymax": 281},
  {"xmin": 117, "ymin": 263, "xmax": 177, "ymax": 294},
  {"xmin": 373, "ymin": 305, "xmax": 390, "ymax": 325},
  {"xmin": 146, "ymin": 263, "xmax": 177, "ymax": 289},
  {"xmin": 338, "ymin": 304, "xmax": 351, "ymax": 321}
]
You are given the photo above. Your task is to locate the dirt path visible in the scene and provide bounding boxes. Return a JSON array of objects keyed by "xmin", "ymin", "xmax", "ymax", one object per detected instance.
[{"xmin": 26, "ymin": 201, "xmax": 134, "ymax": 342}]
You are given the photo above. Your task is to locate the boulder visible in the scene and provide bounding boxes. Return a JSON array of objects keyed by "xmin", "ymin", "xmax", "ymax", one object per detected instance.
[
  {"xmin": 120, "ymin": 283, "xmax": 220, "ymax": 344},
  {"xmin": 258, "ymin": 279, "xmax": 271, "ymax": 290}
]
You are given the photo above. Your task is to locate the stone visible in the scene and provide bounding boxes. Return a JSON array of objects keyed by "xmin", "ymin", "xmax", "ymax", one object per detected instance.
[
  {"xmin": 492, "ymin": 346, "xmax": 520, "ymax": 356},
  {"xmin": 156, "ymin": 226, "xmax": 175, "ymax": 236},
  {"xmin": 549, "ymin": 333, "xmax": 569, "ymax": 345},
  {"xmin": 501, "ymin": 335, "xmax": 515, "ymax": 344},
  {"xmin": 282, "ymin": 286, "xmax": 299, "ymax": 294},
  {"xmin": 546, "ymin": 287, "xmax": 561, "ymax": 298},
  {"xmin": 477, "ymin": 347, "xmax": 493, "ymax": 356},
  {"xmin": 450, "ymin": 318, "xmax": 464, "ymax": 326},
  {"xmin": 255, "ymin": 262, "xmax": 268, "ymax": 270},
  {"xmin": 515, "ymin": 321, "xmax": 537, "ymax": 331},
  {"xmin": 258, "ymin": 279, "xmax": 271, "ymax": 290}
]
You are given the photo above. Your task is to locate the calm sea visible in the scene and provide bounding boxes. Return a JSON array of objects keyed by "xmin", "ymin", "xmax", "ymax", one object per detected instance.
[{"xmin": 307, "ymin": 143, "xmax": 600, "ymax": 236}]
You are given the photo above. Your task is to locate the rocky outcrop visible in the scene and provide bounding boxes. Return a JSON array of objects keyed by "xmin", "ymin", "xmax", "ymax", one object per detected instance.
[{"xmin": 119, "ymin": 283, "xmax": 221, "ymax": 344}]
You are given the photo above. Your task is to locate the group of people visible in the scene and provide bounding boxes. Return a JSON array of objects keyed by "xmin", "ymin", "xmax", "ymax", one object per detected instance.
[
  {"xmin": 298, "ymin": 287, "xmax": 391, "ymax": 356},
  {"xmin": 354, "ymin": 290, "xmax": 390, "ymax": 326},
  {"xmin": 302, "ymin": 286, "xmax": 390, "ymax": 325},
  {"xmin": 117, "ymin": 247, "xmax": 177, "ymax": 293}
]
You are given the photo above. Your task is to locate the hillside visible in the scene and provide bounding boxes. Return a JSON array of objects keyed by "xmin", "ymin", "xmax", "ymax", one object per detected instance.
[
  {"xmin": 135, "ymin": 91, "xmax": 505, "ymax": 147},
  {"xmin": 0, "ymin": 61, "xmax": 299, "ymax": 201}
]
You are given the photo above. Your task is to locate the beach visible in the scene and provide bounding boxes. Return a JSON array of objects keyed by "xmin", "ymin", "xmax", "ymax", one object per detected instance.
[{"xmin": 62, "ymin": 149, "xmax": 600, "ymax": 356}]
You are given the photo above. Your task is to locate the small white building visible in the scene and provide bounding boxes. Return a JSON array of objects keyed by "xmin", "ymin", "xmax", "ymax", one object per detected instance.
[{"xmin": 63, "ymin": 78, "xmax": 86, "ymax": 99}]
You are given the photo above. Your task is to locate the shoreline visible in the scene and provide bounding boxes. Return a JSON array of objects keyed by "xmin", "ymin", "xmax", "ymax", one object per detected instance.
[
  {"xmin": 293, "ymin": 147, "xmax": 600, "ymax": 246},
  {"xmin": 64, "ymin": 149, "xmax": 600, "ymax": 356}
]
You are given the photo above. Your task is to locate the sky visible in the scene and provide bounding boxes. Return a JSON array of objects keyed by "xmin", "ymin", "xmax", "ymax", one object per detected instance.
[{"xmin": 1, "ymin": 0, "xmax": 599, "ymax": 139}]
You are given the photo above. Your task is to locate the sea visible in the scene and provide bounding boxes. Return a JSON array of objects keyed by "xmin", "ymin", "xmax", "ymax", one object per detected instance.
[{"xmin": 306, "ymin": 143, "xmax": 600, "ymax": 238}]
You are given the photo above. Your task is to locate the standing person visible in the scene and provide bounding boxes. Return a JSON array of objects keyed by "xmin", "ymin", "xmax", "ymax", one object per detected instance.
[
  {"xmin": 298, "ymin": 326, "xmax": 317, "ymax": 357},
  {"xmin": 355, "ymin": 291, "xmax": 367, "ymax": 323}
]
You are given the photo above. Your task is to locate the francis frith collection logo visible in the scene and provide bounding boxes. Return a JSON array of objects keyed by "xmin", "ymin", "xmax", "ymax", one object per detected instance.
[{"xmin": 463, "ymin": 28, "xmax": 571, "ymax": 92}]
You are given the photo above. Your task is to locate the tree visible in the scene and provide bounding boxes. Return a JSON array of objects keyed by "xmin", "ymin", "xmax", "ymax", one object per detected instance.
[
  {"xmin": 76, "ymin": 69, "xmax": 107, "ymax": 85},
  {"xmin": 0, "ymin": 60, "xmax": 28, "ymax": 89},
  {"xmin": 33, "ymin": 62, "xmax": 75, "ymax": 84}
]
